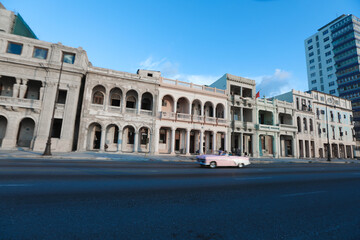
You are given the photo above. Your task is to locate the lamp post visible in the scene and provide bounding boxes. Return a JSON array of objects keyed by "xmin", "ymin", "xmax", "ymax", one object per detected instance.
[
  {"xmin": 325, "ymin": 104, "xmax": 331, "ymax": 162},
  {"xmin": 43, "ymin": 56, "xmax": 64, "ymax": 156}
]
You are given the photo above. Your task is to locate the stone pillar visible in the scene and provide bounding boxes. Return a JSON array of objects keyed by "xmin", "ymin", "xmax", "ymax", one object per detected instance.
[
  {"xmin": 117, "ymin": 129, "xmax": 123, "ymax": 152},
  {"xmin": 19, "ymin": 79, "xmax": 28, "ymax": 99},
  {"xmin": 200, "ymin": 130, "xmax": 204, "ymax": 154},
  {"xmin": 39, "ymin": 82, "xmax": 45, "ymax": 101},
  {"xmin": 253, "ymin": 133, "xmax": 259, "ymax": 157},
  {"xmin": 212, "ymin": 131, "xmax": 216, "ymax": 154},
  {"xmin": 137, "ymin": 96, "xmax": 141, "ymax": 115},
  {"xmin": 134, "ymin": 130, "xmax": 139, "ymax": 153},
  {"xmin": 186, "ymin": 128, "xmax": 191, "ymax": 155},
  {"xmin": 275, "ymin": 133, "xmax": 280, "ymax": 158},
  {"xmin": 171, "ymin": 127, "xmax": 176, "ymax": 155},
  {"xmin": 224, "ymin": 132, "xmax": 229, "ymax": 152},
  {"xmin": 104, "ymin": 89, "xmax": 109, "ymax": 111},
  {"xmin": 153, "ymin": 127, "xmax": 159, "ymax": 154},
  {"xmin": 0, "ymin": 115, "xmax": 19, "ymax": 149},
  {"xmin": 148, "ymin": 131, "xmax": 153, "ymax": 154},
  {"xmin": 100, "ymin": 127, "xmax": 106, "ymax": 151},
  {"xmin": 238, "ymin": 133, "xmax": 242, "ymax": 154},
  {"xmin": 12, "ymin": 78, "xmax": 21, "ymax": 98},
  {"xmin": 201, "ymin": 104, "xmax": 204, "ymax": 117},
  {"xmin": 121, "ymin": 93, "xmax": 126, "ymax": 113}
]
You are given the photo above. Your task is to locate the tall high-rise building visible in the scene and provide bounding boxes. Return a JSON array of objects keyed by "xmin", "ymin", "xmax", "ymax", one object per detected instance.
[{"xmin": 305, "ymin": 14, "xmax": 360, "ymax": 139}]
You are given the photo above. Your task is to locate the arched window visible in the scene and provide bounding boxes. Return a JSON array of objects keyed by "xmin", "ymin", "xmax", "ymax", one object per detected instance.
[
  {"xmin": 303, "ymin": 118, "xmax": 307, "ymax": 131},
  {"xmin": 93, "ymin": 91, "xmax": 104, "ymax": 105},
  {"xmin": 297, "ymin": 117, "xmax": 301, "ymax": 132},
  {"xmin": 126, "ymin": 96, "xmax": 136, "ymax": 108},
  {"xmin": 111, "ymin": 93, "xmax": 121, "ymax": 106},
  {"xmin": 310, "ymin": 119, "xmax": 313, "ymax": 132}
]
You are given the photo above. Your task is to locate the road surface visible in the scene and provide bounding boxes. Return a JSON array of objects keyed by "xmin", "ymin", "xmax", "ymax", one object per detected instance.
[{"xmin": 0, "ymin": 159, "xmax": 360, "ymax": 240}]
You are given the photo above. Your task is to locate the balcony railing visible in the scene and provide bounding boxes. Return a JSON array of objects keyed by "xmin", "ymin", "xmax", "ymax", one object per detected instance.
[
  {"xmin": 177, "ymin": 113, "xmax": 191, "ymax": 120},
  {"xmin": 279, "ymin": 124, "xmax": 297, "ymax": 131},
  {"xmin": 160, "ymin": 111, "xmax": 176, "ymax": 120},
  {"xmin": 126, "ymin": 108, "xmax": 137, "ymax": 114},
  {"xmin": 192, "ymin": 115, "xmax": 204, "ymax": 122},
  {"xmin": 217, "ymin": 118, "xmax": 227, "ymax": 124},
  {"xmin": 140, "ymin": 109, "xmax": 153, "ymax": 116},
  {"xmin": 205, "ymin": 116, "xmax": 216, "ymax": 123},
  {"xmin": 0, "ymin": 96, "xmax": 41, "ymax": 109},
  {"xmin": 256, "ymin": 124, "xmax": 280, "ymax": 131}
]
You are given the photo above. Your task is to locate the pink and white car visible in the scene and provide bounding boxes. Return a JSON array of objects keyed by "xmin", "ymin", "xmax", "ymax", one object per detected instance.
[{"xmin": 196, "ymin": 154, "xmax": 251, "ymax": 168}]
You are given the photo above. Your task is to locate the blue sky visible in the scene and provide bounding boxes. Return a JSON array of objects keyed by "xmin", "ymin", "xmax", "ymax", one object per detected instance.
[{"xmin": 3, "ymin": 0, "xmax": 359, "ymax": 96}]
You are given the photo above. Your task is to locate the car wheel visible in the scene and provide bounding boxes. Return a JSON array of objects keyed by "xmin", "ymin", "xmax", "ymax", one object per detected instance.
[
  {"xmin": 238, "ymin": 163, "xmax": 245, "ymax": 168},
  {"xmin": 209, "ymin": 161, "xmax": 217, "ymax": 168}
]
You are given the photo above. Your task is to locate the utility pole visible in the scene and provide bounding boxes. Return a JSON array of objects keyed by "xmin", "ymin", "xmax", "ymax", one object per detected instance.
[
  {"xmin": 325, "ymin": 104, "xmax": 331, "ymax": 162},
  {"xmin": 43, "ymin": 56, "xmax": 64, "ymax": 156}
]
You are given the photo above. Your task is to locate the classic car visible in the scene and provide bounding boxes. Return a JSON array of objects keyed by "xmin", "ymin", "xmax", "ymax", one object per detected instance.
[{"xmin": 196, "ymin": 154, "xmax": 251, "ymax": 168}]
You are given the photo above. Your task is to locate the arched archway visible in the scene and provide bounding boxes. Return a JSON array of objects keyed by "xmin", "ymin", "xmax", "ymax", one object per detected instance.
[
  {"xmin": 17, "ymin": 118, "xmax": 35, "ymax": 148},
  {"xmin": 92, "ymin": 85, "xmax": 106, "ymax": 105},
  {"xmin": 109, "ymin": 88, "xmax": 122, "ymax": 107},
  {"xmin": 87, "ymin": 123, "xmax": 102, "ymax": 150},
  {"xmin": 161, "ymin": 95, "xmax": 174, "ymax": 112},
  {"xmin": 191, "ymin": 99, "xmax": 202, "ymax": 116},
  {"xmin": 0, "ymin": 115, "xmax": 8, "ymax": 147},
  {"xmin": 204, "ymin": 101, "xmax": 214, "ymax": 117},
  {"xmin": 216, "ymin": 103, "xmax": 225, "ymax": 118},
  {"xmin": 177, "ymin": 97, "xmax": 190, "ymax": 114},
  {"xmin": 141, "ymin": 92, "xmax": 153, "ymax": 111},
  {"xmin": 105, "ymin": 124, "xmax": 119, "ymax": 151},
  {"xmin": 126, "ymin": 90, "xmax": 138, "ymax": 110},
  {"xmin": 122, "ymin": 125, "xmax": 135, "ymax": 152},
  {"xmin": 139, "ymin": 127, "xmax": 150, "ymax": 153}
]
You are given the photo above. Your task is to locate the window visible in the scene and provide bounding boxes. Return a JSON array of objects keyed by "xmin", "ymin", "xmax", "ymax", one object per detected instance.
[
  {"xmin": 323, "ymin": 29, "xmax": 329, "ymax": 35},
  {"xmin": 328, "ymin": 74, "xmax": 333, "ymax": 79},
  {"xmin": 326, "ymin": 58, "xmax": 332, "ymax": 64},
  {"xmin": 93, "ymin": 91, "xmax": 104, "ymax": 104},
  {"xmin": 321, "ymin": 85, "xmax": 324, "ymax": 91},
  {"xmin": 147, "ymin": 73, "xmax": 153, "ymax": 77},
  {"xmin": 159, "ymin": 129, "xmax": 167, "ymax": 143},
  {"xmin": 33, "ymin": 47, "xmax": 48, "ymax": 59},
  {"xmin": 303, "ymin": 118, "xmax": 307, "ymax": 131},
  {"xmin": 63, "ymin": 52, "xmax": 75, "ymax": 64},
  {"xmin": 325, "ymin": 51, "xmax": 331, "ymax": 56},
  {"xmin": 51, "ymin": 119, "xmax": 63, "ymax": 138},
  {"xmin": 126, "ymin": 96, "xmax": 136, "ymax": 108},
  {"xmin": 162, "ymin": 99, "xmax": 167, "ymax": 107},
  {"xmin": 310, "ymin": 73, "xmax": 316, "ymax": 77},
  {"xmin": 307, "ymin": 39, "xmax": 313, "ymax": 44},
  {"xmin": 311, "ymin": 80, "xmax": 317, "ymax": 84},
  {"xmin": 325, "ymin": 44, "xmax": 330, "ymax": 49},
  {"xmin": 57, "ymin": 90, "xmax": 67, "ymax": 104},
  {"xmin": 308, "ymin": 45, "xmax": 313, "ymax": 50},
  {"xmin": 320, "ymin": 77, "xmax": 323, "ymax": 83},
  {"xmin": 316, "ymin": 36, "xmax": 319, "ymax": 41},
  {"xmin": 330, "ymin": 90, "xmax": 336, "ymax": 94},
  {"xmin": 309, "ymin": 59, "xmax": 314, "ymax": 64},
  {"xmin": 127, "ymin": 130, "xmax": 134, "ymax": 144},
  {"xmin": 324, "ymin": 36, "xmax": 329, "ymax": 42},
  {"xmin": 312, "ymin": 87, "xmax": 317, "ymax": 90},
  {"xmin": 327, "ymin": 66, "xmax": 333, "ymax": 71},
  {"xmin": 310, "ymin": 66, "xmax": 315, "ymax": 70},
  {"xmin": 309, "ymin": 52, "xmax": 314, "ymax": 57},
  {"xmin": 329, "ymin": 81, "xmax": 335, "ymax": 86},
  {"xmin": 7, "ymin": 42, "xmax": 23, "ymax": 55}
]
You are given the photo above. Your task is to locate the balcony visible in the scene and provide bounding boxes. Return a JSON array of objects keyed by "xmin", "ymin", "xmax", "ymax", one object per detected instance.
[
  {"xmin": 177, "ymin": 113, "xmax": 191, "ymax": 121},
  {"xmin": 140, "ymin": 109, "xmax": 153, "ymax": 116},
  {"xmin": 160, "ymin": 111, "xmax": 176, "ymax": 120},
  {"xmin": 125, "ymin": 108, "xmax": 137, "ymax": 114},
  {"xmin": 192, "ymin": 115, "xmax": 204, "ymax": 123},
  {"xmin": 0, "ymin": 96, "xmax": 41, "ymax": 109},
  {"xmin": 217, "ymin": 118, "xmax": 227, "ymax": 125},
  {"xmin": 256, "ymin": 124, "xmax": 280, "ymax": 132},
  {"xmin": 279, "ymin": 124, "xmax": 297, "ymax": 132},
  {"xmin": 205, "ymin": 116, "xmax": 216, "ymax": 124}
]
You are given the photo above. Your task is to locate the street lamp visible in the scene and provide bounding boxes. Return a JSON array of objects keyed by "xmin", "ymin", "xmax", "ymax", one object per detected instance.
[
  {"xmin": 325, "ymin": 104, "xmax": 331, "ymax": 162},
  {"xmin": 43, "ymin": 56, "xmax": 64, "ymax": 156}
]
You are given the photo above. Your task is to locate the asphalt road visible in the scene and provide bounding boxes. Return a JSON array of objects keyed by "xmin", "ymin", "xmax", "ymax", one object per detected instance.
[{"xmin": 1, "ymin": 159, "xmax": 360, "ymax": 240}]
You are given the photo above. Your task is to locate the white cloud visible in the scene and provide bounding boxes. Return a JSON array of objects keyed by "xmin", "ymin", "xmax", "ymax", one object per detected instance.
[
  {"xmin": 139, "ymin": 56, "xmax": 220, "ymax": 86},
  {"xmin": 250, "ymin": 69, "xmax": 293, "ymax": 97}
]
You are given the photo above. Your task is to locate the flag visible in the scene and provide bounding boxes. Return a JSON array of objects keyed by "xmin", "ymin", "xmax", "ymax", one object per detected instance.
[{"xmin": 256, "ymin": 91, "xmax": 260, "ymax": 98}]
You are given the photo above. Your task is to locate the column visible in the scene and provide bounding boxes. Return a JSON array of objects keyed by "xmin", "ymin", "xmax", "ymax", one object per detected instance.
[
  {"xmin": 134, "ymin": 130, "xmax": 139, "ymax": 153},
  {"xmin": 201, "ymin": 104, "xmax": 204, "ymax": 118},
  {"xmin": 121, "ymin": 94, "xmax": 126, "ymax": 113},
  {"xmin": 200, "ymin": 130, "xmax": 204, "ymax": 154},
  {"xmin": 212, "ymin": 131, "xmax": 216, "ymax": 154},
  {"xmin": 224, "ymin": 132, "xmax": 229, "ymax": 152},
  {"xmin": 148, "ymin": 131, "xmax": 153, "ymax": 154},
  {"xmin": 275, "ymin": 133, "xmax": 280, "ymax": 158},
  {"xmin": 171, "ymin": 127, "xmax": 176, "ymax": 154},
  {"xmin": 1, "ymin": 115, "xmax": 19, "ymax": 149},
  {"xmin": 153, "ymin": 127, "xmax": 159, "ymax": 154},
  {"xmin": 12, "ymin": 78, "xmax": 21, "ymax": 98},
  {"xmin": 186, "ymin": 129, "xmax": 191, "ymax": 155},
  {"xmin": 117, "ymin": 129, "xmax": 123, "ymax": 152},
  {"xmin": 100, "ymin": 128, "xmax": 106, "ymax": 151},
  {"xmin": 104, "ymin": 89, "xmax": 109, "ymax": 111},
  {"xmin": 238, "ymin": 133, "xmax": 243, "ymax": 155},
  {"xmin": 137, "ymin": 96, "xmax": 141, "ymax": 115},
  {"xmin": 39, "ymin": 82, "xmax": 45, "ymax": 101},
  {"xmin": 19, "ymin": 79, "xmax": 28, "ymax": 98},
  {"xmin": 253, "ymin": 133, "xmax": 259, "ymax": 157}
]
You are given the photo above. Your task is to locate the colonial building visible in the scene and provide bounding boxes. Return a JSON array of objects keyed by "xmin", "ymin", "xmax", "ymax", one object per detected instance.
[{"xmin": 0, "ymin": 3, "xmax": 356, "ymax": 159}]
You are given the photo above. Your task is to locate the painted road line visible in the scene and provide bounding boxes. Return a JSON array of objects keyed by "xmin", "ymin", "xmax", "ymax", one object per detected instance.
[
  {"xmin": 233, "ymin": 177, "xmax": 273, "ymax": 181},
  {"xmin": 281, "ymin": 191, "xmax": 326, "ymax": 198},
  {"xmin": 0, "ymin": 184, "xmax": 32, "ymax": 187}
]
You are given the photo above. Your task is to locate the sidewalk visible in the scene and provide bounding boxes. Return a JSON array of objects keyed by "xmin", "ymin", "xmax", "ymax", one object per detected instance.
[{"xmin": 0, "ymin": 149, "xmax": 358, "ymax": 164}]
